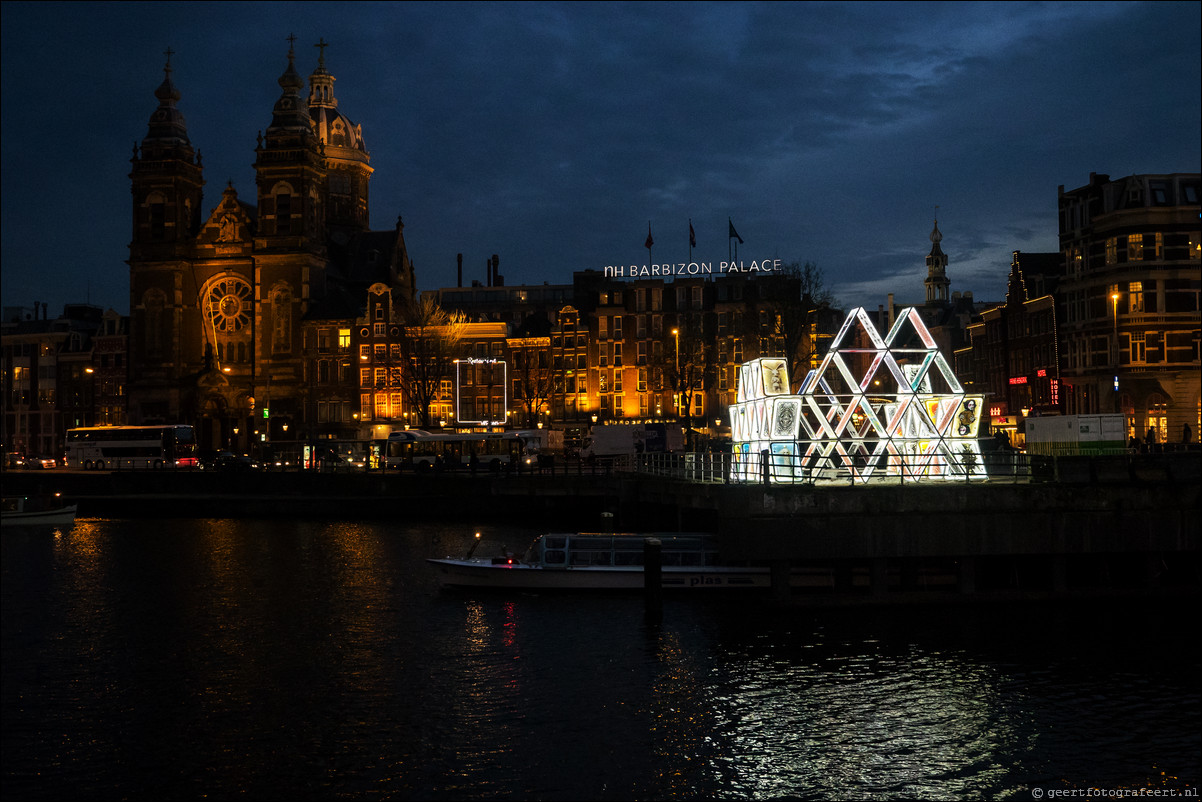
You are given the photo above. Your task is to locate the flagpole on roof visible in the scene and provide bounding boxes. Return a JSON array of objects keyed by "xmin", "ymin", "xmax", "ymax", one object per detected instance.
[
  {"xmin": 645, "ymin": 221, "xmax": 654, "ymax": 264},
  {"xmin": 728, "ymin": 217, "xmax": 743, "ymax": 262}
]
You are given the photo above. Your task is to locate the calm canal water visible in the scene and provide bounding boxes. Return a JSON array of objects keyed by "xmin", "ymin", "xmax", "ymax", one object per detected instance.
[{"xmin": 2, "ymin": 518, "xmax": 1198, "ymax": 801}]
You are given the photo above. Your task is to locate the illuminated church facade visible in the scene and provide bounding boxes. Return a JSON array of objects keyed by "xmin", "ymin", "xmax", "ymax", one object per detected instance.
[{"xmin": 126, "ymin": 41, "xmax": 415, "ymax": 450}]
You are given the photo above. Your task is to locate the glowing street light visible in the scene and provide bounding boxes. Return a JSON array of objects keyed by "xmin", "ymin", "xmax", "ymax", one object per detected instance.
[
  {"xmin": 671, "ymin": 328, "xmax": 680, "ymax": 414},
  {"xmin": 1111, "ymin": 291, "xmax": 1121, "ymax": 411}
]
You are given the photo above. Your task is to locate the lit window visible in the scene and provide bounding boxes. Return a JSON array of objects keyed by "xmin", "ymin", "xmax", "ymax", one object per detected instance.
[
  {"xmin": 1128, "ymin": 282, "xmax": 1144, "ymax": 313},
  {"xmin": 1130, "ymin": 332, "xmax": 1146, "ymax": 364},
  {"xmin": 1127, "ymin": 234, "xmax": 1143, "ymax": 262}
]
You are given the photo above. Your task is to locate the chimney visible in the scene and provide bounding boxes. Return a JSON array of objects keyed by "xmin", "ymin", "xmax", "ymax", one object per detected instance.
[
  {"xmin": 492, "ymin": 254, "xmax": 502, "ymax": 287},
  {"xmin": 457, "ymin": 253, "xmax": 463, "ymax": 288}
]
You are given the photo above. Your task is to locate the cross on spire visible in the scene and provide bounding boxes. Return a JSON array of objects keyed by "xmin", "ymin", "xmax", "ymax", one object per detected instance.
[
  {"xmin": 163, "ymin": 46, "xmax": 174, "ymax": 74},
  {"xmin": 315, "ymin": 37, "xmax": 329, "ymax": 67},
  {"xmin": 286, "ymin": 32, "xmax": 297, "ymax": 59}
]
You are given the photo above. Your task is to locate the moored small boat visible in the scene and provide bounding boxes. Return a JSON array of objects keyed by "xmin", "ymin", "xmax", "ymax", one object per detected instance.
[
  {"xmin": 1, "ymin": 495, "xmax": 78, "ymax": 527},
  {"xmin": 427, "ymin": 532, "xmax": 777, "ymax": 591}
]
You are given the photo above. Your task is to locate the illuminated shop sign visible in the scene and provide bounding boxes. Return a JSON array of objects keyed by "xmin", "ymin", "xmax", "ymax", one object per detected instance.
[
  {"xmin": 603, "ymin": 259, "xmax": 783, "ymax": 279},
  {"xmin": 1009, "ymin": 376, "xmax": 1028, "ymax": 385}
]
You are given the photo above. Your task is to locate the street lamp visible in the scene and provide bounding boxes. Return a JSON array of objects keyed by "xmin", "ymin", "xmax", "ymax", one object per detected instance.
[
  {"xmin": 671, "ymin": 328, "xmax": 680, "ymax": 415},
  {"xmin": 84, "ymin": 366, "xmax": 97, "ymax": 425},
  {"xmin": 1111, "ymin": 291, "xmax": 1121, "ymax": 413}
]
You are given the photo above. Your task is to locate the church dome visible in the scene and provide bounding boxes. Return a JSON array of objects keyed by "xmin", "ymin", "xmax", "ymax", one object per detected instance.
[
  {"xmin": 266, "ymin": 40, "xmax": 314, "ymax": 136},
  {"xmin": 308, "ymin": 42, "xmax": 367, "ymax": 156},
  {"xmin": 143, "ymin": 52, "xmax": 192, "ymax": 149}
]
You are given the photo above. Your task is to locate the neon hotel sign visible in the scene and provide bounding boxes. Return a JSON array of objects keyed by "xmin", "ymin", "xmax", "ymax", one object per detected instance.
[{"xmin": 603, "ymin": 259, "xmax": 783, "ymax": 278}]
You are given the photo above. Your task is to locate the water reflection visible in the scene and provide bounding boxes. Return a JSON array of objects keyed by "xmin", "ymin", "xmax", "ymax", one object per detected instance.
[
  {"xmin": 3, "ymin": 520, "xmax": 1197, "ymax": 801},
  {"xmin": 700, "ymin": 643, "xmax": 1021, "ymax": 799}
]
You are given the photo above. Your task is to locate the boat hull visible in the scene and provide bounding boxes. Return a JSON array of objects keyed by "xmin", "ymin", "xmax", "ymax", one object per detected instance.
[
  {"xmin": 427, "ymin": 558, "xmax": 773, "ymax": 590},
  {"xmin": 1, "ymin": 505, "xmax": 78, "ymax": 527}
]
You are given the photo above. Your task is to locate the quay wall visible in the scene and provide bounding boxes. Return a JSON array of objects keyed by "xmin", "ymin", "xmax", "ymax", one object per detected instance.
[{"xmin": 6, "ymin": 467, "xmax": 1197, "ymax": 603}]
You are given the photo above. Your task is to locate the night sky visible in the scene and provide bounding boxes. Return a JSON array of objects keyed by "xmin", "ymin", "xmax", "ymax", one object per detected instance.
[{"xmin": 2, "ymin": 1, "xmax": 1199, "ymax": 317}]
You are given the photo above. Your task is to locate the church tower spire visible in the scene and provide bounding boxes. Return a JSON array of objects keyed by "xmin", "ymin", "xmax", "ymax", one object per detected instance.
[
  {"xmin": 307, "ymin": 38, "xmax": 372, "ymax": 239},
  {"xmin": 128, "ymin": 47, "xmax": 207, "ymax": 405},
  {"xmin": 254, "ymin": 34, "xmax": 327, "ymax": 246},
  {"xmin": 924, "ymin": 214, "xmax": 951, "ymax": 305},
  {"xmin": 130, "ymin": 47, "xmax": 204, "ymax": 257}
]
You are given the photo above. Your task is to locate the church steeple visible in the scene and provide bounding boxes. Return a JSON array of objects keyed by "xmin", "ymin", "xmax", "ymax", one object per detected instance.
[
  {"xmin": 306, "ymin": 38, "xmax": 372, "ymax": 238},
  {"xmin": 140, "ymin": 48, "xmax": 194, "ymax": 158},
  {"xmin": 130, "ymin": 47, "xmax": 204, "ymax": 256},
  {"xmin": 254, "ymin": 34, "xmax": 327, "ymax": 245},
  {"xmin": 266, "ymin": 35, "xmax": 315, "ymax": 136},
  {"xmin": 924, "ymin": 215, "xmax": 950, "ymax": 305}
]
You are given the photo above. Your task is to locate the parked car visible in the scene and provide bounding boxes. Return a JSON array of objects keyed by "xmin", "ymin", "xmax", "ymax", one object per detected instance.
[
  {"xmin": 199, "ymin": 451, "xmax": 261, "ymax": 471},
  {"xmin": 197, "ymin": 450, "xmax": 223, "ymax": 471}
]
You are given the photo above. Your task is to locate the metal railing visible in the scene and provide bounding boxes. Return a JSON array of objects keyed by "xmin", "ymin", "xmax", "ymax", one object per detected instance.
[
  {"xmin": 621, "ymin": 447, "xmax": 1200, "ymax": 485},
  {"xmin": 624, "ymin": 450, "xmax": 1031, "ymax": 484}
]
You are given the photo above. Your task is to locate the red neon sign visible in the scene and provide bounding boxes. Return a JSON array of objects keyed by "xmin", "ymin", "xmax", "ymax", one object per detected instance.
[{"xmin": 1009, "ymin": 376, "xmax": 1028, "ymax": 385}]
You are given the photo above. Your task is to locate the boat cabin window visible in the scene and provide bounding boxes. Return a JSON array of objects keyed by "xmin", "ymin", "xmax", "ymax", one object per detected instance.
[
  {"xmin": 569, "ymin": 536, "xmax": 613, "ymax": 549},
  {"xmin": 544, "ymin": 550, "xmax": 566, "ymax": 565},
  {"xmin": 613, "ymin": 550, "xmax": 644, "ymax": 566},
  {"xmin": 570, "ymin": 550, "xmax": 612, "ymax": 566}
]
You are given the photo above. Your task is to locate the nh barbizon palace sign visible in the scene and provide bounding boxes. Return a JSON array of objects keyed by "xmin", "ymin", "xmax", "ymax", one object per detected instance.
[{"xmin": 603, "ymin": 259, "xmax": 783, "ymax": 278}]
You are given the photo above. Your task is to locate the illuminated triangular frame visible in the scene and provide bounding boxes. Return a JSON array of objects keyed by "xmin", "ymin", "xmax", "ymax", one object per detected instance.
[{"xmin": 728, "ymin": 307, "xmax": 986, "ymax": 484}]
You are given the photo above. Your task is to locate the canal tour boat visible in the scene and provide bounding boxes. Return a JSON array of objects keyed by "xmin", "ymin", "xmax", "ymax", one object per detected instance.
[
  {"xmin": 427, "ymin": 532, "xmax": 780, "ymax": 591},
  {"xmin": 1, "ymin": 494, "xmax": 78, "ymax": 528}
]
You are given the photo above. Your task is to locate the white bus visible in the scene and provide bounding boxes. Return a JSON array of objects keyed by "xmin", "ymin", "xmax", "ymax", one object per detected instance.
[
  {"xmin": 65, "ymin": 425, "xmax": 199, "ymax": 470},
  {"xmin": 384, "ymin": 429, "xmax": 542, "ymax": 472}
]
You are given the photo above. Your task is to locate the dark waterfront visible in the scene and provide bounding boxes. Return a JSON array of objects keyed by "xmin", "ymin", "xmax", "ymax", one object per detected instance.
[{"xmin": 3, "ymin": 517, "xmax": 1199, "ymax": 801}]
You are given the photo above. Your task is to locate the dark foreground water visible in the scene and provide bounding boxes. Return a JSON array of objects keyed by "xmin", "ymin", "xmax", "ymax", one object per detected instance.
[{"xmin": 2, "ymin": 518, "xmax": 1198, "ymax": 801}]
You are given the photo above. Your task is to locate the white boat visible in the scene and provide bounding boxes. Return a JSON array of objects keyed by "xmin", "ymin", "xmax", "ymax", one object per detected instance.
[
  {"xmin": 1, "ymin": 495, "xmax": 78, "ymax": 527},
  {"xmin": 428, "ymin": 532, "xmax": 779, "ymax": 591}
]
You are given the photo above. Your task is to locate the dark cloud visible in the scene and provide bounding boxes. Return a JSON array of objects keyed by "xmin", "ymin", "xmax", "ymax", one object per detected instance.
[{"xmin": 2, "ymin": 0, "xmax": 1198, "ymax": 315}]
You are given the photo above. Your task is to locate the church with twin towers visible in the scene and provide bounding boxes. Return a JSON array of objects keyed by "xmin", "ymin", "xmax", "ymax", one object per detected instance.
[{"xmin": 126, "ymin": 38, "xmax": 416, "ymax": 451}]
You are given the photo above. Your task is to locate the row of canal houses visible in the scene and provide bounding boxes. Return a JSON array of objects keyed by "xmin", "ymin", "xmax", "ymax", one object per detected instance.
[{"xmin": 3, "ymin": 173, "xmax": 1200, "ymax": 459}]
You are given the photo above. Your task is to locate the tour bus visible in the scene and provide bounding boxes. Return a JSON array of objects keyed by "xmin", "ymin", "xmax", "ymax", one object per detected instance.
[
  {"xmin": 64, "ymin": 425, "xmax": 199, "ymax": 470},
  {"xmin": 384, "ymin": 429, "xmax": 543, "ymax": 472}
]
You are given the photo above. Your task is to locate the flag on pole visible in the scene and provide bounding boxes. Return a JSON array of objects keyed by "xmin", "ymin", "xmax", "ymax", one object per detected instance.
[
  {"xmin": 728, "ymin": 218, "xmax": 744, "ymax": 244},
  {"xmin": 645, "ymin": 222, "xmax": 654, "ymax": 249},
  {"xmin": 689, "ymin": 220, "xmax": 696, "ymax": 248}
]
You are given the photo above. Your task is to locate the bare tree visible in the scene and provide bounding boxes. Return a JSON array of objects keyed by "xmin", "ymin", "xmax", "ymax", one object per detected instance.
[
  {"xmin": 508, "ymin": 337, "xmax": 555, "ymax": 428},
  {"xmin": 398, "ymin": 295, "xmax": 467, "ymax": 428},
  {"xmin": 660, "ymin": 312, "xmax": 717, "ymax": 448},
  {"xmin": 758, "ymin": 261, "xmax": 837, "ymax": 390}
]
